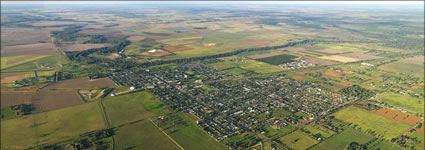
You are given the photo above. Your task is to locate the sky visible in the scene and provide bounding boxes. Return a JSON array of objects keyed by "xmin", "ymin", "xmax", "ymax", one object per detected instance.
[{"xmin": 2, "ymin": 1, "xmax": 424, "ymax": 5}]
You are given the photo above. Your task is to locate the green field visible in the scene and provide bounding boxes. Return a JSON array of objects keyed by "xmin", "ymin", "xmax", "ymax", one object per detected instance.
[
  {"xmin": 369, "ymin": 140, "xmax": 402, "ymax": 150},
  {"xmin": 223, "ymin": 67, "xmax": 250, "ymax": 75},
  {"xmin": 410, "ymin": 132, "xmax": 425, "ymax": 150},
  {"xmin": 103, "ymin": 91, "xmax": 227, "ymax": 150},
  {"xmin": 210, "ymin": 56, "xmax": 282, "ymax": 74},
  {"xmin": 272, "ymin": 108, "xmax": 292, "ymax": 118},
  {"xmin": 376, "ymin": 92, "xmax": 424, "ymax": 113},
  {"xmin": 1, "ymin": 55, "xmax": 48, "ymax": 70},
  {"xmin": 264, "ymin": 125, "xmax": 296, "ymax": 138},
  {"xmin": 303, "ymin": 125, "xmax": 336, "ymax": 139},
  {"xmin": 1, "ymin": 102, "xmax": 105, "ymax": 149},
  {"xmin": 378, "ymin": 59, "xmax": 424, "ymax": 79},
  {"xmin": 279, "ymin": 130, "xmax": 318, "ymax": 150},
  {"xmin": 315, "ymin": 43, "xmax": 368, "ymax": 53},
  {"xmin": 255, "ymin": 54, "xmax": 298, "ymax": 65},
  {"xmin": 311, "ymin": 128, "xmax": 374, "ymax": 150},
  {"xmin": 332, "ymin": 106, "xmax": 412, "ymax": 140},
  {"xmin": 2, "ymin": 55, "xmax": 63, "ymax": 73}
]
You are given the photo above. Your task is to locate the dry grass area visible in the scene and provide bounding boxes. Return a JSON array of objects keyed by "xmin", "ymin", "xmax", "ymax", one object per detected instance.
[
  {"xmin": 324, "ymin": 70, "xmax": 341, "ymax": 78},
  {"xmin": 30, "ymin": 21, "xmax": 77, "ymax": 27},
  {"xmin": 1, "ymin": 43, "xmax": 56, "ymax": 57},
  {"xmin": 46, "ymin": 77, "xmax": 116, "ymax": 89},
  {"xmin": 291, "ymin": 76, "xmax": 303, "ymax": 80},
  {"xmin": 407, "ymin": 56, "xmax": 424, "ymax": 63},
  {"xmin": 203, "ymin": 43, "xmax": 216, "ymax": 47},
  {"xmin": 127, "ymin": 36, "xmax": 146, "ymax": 42},
  {"xmin": 343, "ymin": 81, "xmax": 354, "ymax": 85},
  {"xmin": 316, "ymin": 49, "xmax": 346, "ymax": 54},
  {"xmin": 319, "ymin": 55, "xmax": 359, "ymax": 63},
  {"xmin": 164, "ymin": 45, "xmax": 193, "ymax": 52},
  {"xmin": 242, "ymin": 40, "xmax": 274, "ymax": 47},
  {"xmin": 62, "ymin": 43, "xmax": 111, "ymax": 51},
  {"xmin": 307, "ymin": 58, "xmax": 339, "ymax": 66},
  {"xmin": 371, "ymin": 108, "xmax": 423, "ymax": 125},
  {"xmin": 338, "ymin": 53, "xmax": 382, "ymax": 60},
  {"xmin": 247, "ymin": 51, "xmax": 287, "ymax": 59}
]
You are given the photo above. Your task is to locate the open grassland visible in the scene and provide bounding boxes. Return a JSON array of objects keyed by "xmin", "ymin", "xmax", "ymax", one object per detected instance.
[
  {"xmin": 46, "ymin": 77, "xmax": 116, "ymax": 89},
  {"xmin": 223, "ymin": 67, "xmax": 250, "ymax": 75},
  {"xmin": 410, "ymin": 132, "xmax": 425, "ymax": 150},
  {"xmin": 210, "ymin": 57, "xmax": 282, "ymax": 74},
  {"xmin": 2, "ymin": 55, "xmax": 65, "ymax": 73},
  {"xmin": 332, "ymin": 106, "xmax": 412, "ymax": 140},
  {"xmin": 376, "ymin": 92, "xmax": 424, "ymax": 114},
  {"xmin": 114, "ymin": 120, "xmax": 180, "ymax": 150},
  {"xmin": 1, "ymin": 55, "xmax": 49, "ymax": 70},
  {"xmin": 166, "ymin": 112, "xmax": 229, "ymax": 150},
  {"xmin": 319, "ymin": 55, "xmax": 359, "ymax": 63},
  {"xmin": 369, "ymin": 140, "xmax": 402, "ymax": 150},
  {"xmin": 264, "ymin": 125, "xmax": 296, "ymax": 138},
  {"xmin": 378, "ymin": 58, "xmax": 424, "ymax": 79},
  {"xmin": 315, "ymin": 43, "xmax": 369, "ymax": 53},
  {"xmin": 279, "ymin": 130, "xmax": 318, "ymax": 150},
  {"xmin": 303, "ymin": 125, "xmax": 336, "ymax": 139},
  {"xmin": 1, "ymin": 102, "xmax": 105, "ymax": 150},
  {"xmin": 311, "ymin": 128, "xmax": 374, "ymax": 150},
  {"xmin": 103, "ymin": 91, "xmax": 226, "ymax": 150}
]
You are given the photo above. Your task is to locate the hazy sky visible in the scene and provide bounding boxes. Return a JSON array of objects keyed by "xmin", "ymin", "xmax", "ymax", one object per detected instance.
[{"xmin": 2, "ymin": 1, "xmax": 424, "ymax": 5}]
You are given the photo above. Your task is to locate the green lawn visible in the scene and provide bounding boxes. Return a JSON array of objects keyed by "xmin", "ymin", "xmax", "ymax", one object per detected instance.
[
  {"xmin": 369, "ymin": 140, "xmax": 402, "ymax": 150},
  {"xmin": 303, "ymin": 125, "xmax": 336, "ymax": 139},
  {"xmin": 376, "ymin": 92, "xmax": 424, "ymax": 113},
  {"xmin": 272, "ymin": 108, "xmax": 292, "ymax": 118},
  {"xmin": 1, "ymin": 102, "xmax": 105, "ymax": 149},
  {"xmin": 279, "ymin": 130, "xmax": 318, "ymax": 150},
  {"xmin": 311, "ymin": 128, "xmax": 374, "ymax": 150},
  {"xmin": 332, "ymin": 106, "xmax": 413, "ymax": 140}
]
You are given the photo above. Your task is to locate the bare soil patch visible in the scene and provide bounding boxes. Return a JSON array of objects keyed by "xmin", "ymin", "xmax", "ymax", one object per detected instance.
[
  {"xmin": 1, "ymin": 73, "xmax": 30, "ymax": 87},
  {"xmin": 343, "ymin": 81, "xmax": 354, "ymax": 85},
  {"xmin": 291, "ymin": 76, "xmax": 303, "ymax": 80},
  {"xmin": 338, "ymin": 53, "xmax": 382, "ymax": 60},
  {"xmin": 417, "ymin": 125, "xmax": 425, "ymax": 135},
  {"xmin": 247, "ymin": 51, "xmax": 287, "ymax": 59},
  {"xmin": 1, "ymin": 43, "xmax": 56, "ymax": 57},
  {"xmin": 139, "ymin": 49, "xmax": 171, "ymax": 57},
  {"xmin": 164, "ymin": 45, "xmax": 193, "ymax": 52},
  {"xmin": 307, "ymin": 58, "xmax": 339, "ymax": 66},
  {"xmin": 203, "ymin": 43, "xmax": 216, "ymax": 47},
  {"xmin": 0, "ymin": 91, "xmax": 33, "ymax": 107},
  {"xmin": 127, "ymin": 36, "xmax": 146, "ymax": 42},
  {"xmin": 372, "ymin": 108, "xmax": 423, "ymax": 125},
  {"xmin": 62, "ymin": 43, "xmax": 111, "ymax": 52},
  {"xmin": 324, "ymin": 70, "xmax": 341, "ymax": 78},
  {"xmin": 407, "ymin": 56, "xmax": 424, "ymax": 63},
  {"xmin": 47, "ymin": 77, "xmax": 116, "ymax": 89},
  {"xmin": 32, "ymin": 90, "xmax": 82, "ymax": 112}
]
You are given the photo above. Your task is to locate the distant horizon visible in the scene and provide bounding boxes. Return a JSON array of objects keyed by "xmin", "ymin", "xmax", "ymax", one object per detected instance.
[{"xmin": 2, "ymin": 1, "xmax": 424, "ymax": 6}]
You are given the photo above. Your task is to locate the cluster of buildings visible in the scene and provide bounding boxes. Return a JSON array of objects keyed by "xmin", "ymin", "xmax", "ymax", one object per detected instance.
[{"xmin": 109, "ymin": 62, "xmax": 356, "ymax": 141}]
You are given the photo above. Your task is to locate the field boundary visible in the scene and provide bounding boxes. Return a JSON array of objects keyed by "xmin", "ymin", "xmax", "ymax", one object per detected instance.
[{"xmin": 150, "ymin": 119, "xmax": 185, "ymax": 150}]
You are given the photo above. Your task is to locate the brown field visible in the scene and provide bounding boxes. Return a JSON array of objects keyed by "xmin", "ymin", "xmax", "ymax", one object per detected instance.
[
  {"xmin": 46, "ymin": 77, "xmax": 116, "ymax": 89},
  {"xmin": 407, "ymin": 56, "xmax": 424, "ymax": 63},
  {"xmin": 0, "ymin": 91, "xmax": 33, "ymax": 107},
  {"xmin": 1, "ymin": 73, "xmax": 30, "ymax": 87},
  {"xmin": 164, "ymin": 45, "xmax": 193, "ymax": 52},
  {"xmin": 32, "ymin": 90, "xmax": 82, "ymax": 112},
  {"xmin": 1, "ymin": 27, "xmax": 51, "ymax": 46},
  {"xmin": 417, "ymin": 125, "xmax": 424, "ymax": 135},
  {"xmin": 139, "ymin": 49, "xmax": 171, "ymax": 57},
  {"xmin": 243, "ymin": 40, "xmax": 275, "ymax": 47},
  {"xmin": 306, "ymin": 58, "xmax": 339, "ymax": 66},
  {"xmin": 343, "ymin": 71, "xmax": 354, "ymax": 74},
  {"xmin": 372, "ymin": 108, "xmax": 423, "ymax": 125},
  {"xmin": 316, "ymin": 49, "xmax": 347, "ymax": 54},
  {"xmin": 1, "ymin": 43, "xmax": 56, "ymax": 57},
  {"xmin": 291, "ymin": 76, "xmax": 303, "ymax": 80},
  {"xmin": 127, "ymin": 36, "xmax": 146, "ymax": 42},
  {"xmin": 338, "ymin": 53, "xmax": 382, "ymax": 60},
  {"xmin": 343, "ymin": 81, "xmax": 354, "ymax": 85},
  {"xmin": 62, "ymin": 43, "xmax": 111, "ymax": 51},
  {"xmin": 247, "ymin": 51, "xmax": 287, "ymax": 59},
  {"xmin": 324, "ymin": 70, "xmax": 341, "ymax": 78},
  {"xmin": 282, "ymin": 47, "xmax": 306, "ymax": 52}
]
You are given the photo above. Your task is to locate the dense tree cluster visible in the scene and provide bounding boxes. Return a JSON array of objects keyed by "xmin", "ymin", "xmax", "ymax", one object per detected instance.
[{"xmin": 340, "ymin": 85, "xmax": 375, "ymax": 100}]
